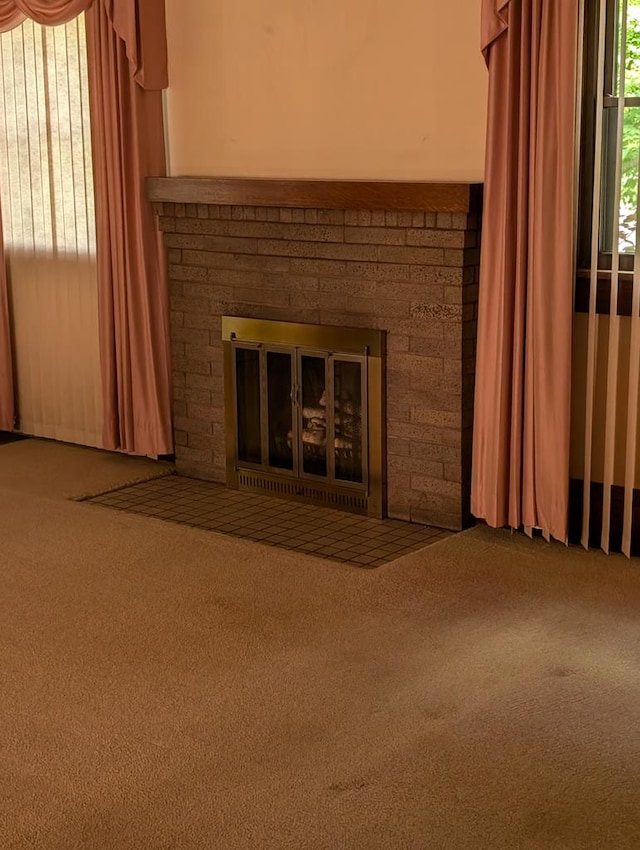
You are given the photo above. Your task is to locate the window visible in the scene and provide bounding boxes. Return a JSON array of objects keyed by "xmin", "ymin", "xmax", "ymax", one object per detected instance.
[
  {"xmin": 578, "ymin": 0, "xmax": 640, "ymax": 273},
  {"xmin": 0, "ymin": 15, "xmax": 102, "ymax": 447},
  {"xmin": 0, "ymin": 15, "xmax": 95, "ymax": 256}
]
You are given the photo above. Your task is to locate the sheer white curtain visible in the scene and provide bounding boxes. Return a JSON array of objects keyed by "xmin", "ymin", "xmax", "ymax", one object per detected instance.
[{"xmin": 0, "ymin": 14, "xmax": 102, "ymax": 445}]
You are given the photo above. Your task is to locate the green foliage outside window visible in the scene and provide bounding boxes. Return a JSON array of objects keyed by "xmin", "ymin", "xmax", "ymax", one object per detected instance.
[{"xmin": 620, "ymin": 3, "xmax": 640, "ymax": 249}]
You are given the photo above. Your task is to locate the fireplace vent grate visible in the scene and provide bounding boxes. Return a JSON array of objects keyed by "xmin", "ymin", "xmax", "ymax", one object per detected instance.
[{"xmin": 237, "ymin": 470, "xmax": 367, "ymax": 515}]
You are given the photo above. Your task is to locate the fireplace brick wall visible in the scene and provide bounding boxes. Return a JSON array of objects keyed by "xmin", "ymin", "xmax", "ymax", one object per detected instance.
[{"xmin": 152, "ymin": 185, "xmax": 481, "ymax": 530}]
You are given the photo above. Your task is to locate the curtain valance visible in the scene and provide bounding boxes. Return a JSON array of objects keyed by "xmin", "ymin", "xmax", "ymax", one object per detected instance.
[
  {"xmin": 0, "ymin": 0, "xmax": 91, "ymax": 32},
  {"xmin": 0, "ymin": 0, "xmax": 167, "ymax": 90}
]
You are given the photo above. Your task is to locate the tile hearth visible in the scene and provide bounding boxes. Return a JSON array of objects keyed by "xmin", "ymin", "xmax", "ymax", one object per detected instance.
[{"xmin": 88, "ymin": 474, "xmax": 452, "ymax": 567}]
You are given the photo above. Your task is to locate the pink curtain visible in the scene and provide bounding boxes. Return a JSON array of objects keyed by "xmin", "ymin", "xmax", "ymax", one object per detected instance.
[
  {"xmin": 0, "ymin": 0, "xmax": 89, "ymax": 27},
  {"xmin": 0, "ymin": 0, "xmax": 172, "ymax": 454},
  {"xmin": 86, "ymin": 1, "xmax": 172, "ymax": 456},
  {"xmin": 0, "ymin": 3, "xmax": 24, "ymax": 30},
  {"xmin": 472, "ymin": 0, "xmax": 579, "ymax": 542},
  {"xmin": 0, "ymin": 207, "xmax": 14, "ymax": 431}
]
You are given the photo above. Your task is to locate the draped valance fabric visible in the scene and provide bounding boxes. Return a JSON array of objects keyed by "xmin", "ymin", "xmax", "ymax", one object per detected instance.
[
  {"xmin": 0, "ymin": 0, "xmax": 167, "ymax": 89},
  {"xmin": 0, "ymin": 0, "xmax": 90, "ymax": 31},
  {"xmin": 0, "ymin": 4, "xmax": 25, "ymax": 30}
]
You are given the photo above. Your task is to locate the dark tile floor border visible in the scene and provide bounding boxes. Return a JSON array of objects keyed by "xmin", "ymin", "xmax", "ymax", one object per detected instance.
[{"xmin": 88, "ymin": 474, "xmax": 453, "ymax": 568}]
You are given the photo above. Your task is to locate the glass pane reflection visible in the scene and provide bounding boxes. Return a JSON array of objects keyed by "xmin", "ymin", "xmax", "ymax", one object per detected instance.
[
  {"xmin": 300, "ymin": 355, "xmax": 327, "ymax": 477},
  {"xmin": 235, "ymin": 347, "xmax": 262, "ymax": 464},
  {"xmin": 333, "ymin": 359, "xmax": 363, "ymax": 483},
  {"xmin": 267, "ymin": 351, "xmax": 294, "ymax": 470}
]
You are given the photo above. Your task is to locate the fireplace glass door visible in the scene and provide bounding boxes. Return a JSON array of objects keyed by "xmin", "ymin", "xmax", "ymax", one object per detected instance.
[
  {"xmin": 266, "ymin": 350, "xmax": 294, "ymax": 471},
  {"xmin": 300, "ymin": 353, "xmax": 328, "ymax": 478},
  {"xmin": 332, "ymin": 356, "xmax": 365, "ymax": 485},
  {"xmin": 233, "ymin": 343, "xmax": 367, "ymax": 492}
]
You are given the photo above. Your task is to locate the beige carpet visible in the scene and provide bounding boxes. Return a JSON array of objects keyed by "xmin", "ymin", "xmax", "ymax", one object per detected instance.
[
  {"xmin": 0, "ymin": 437, "xmax": 172, "ymax": 500},
  {"xmin": 1, "ymin": 441, "xmax": 640, "ymax": 849}
]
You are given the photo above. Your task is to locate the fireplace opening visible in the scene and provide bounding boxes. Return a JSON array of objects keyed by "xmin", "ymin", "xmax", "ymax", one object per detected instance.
[{"xmin": 223, "ymin": 317, "xmax": 386, "ymax": 517}]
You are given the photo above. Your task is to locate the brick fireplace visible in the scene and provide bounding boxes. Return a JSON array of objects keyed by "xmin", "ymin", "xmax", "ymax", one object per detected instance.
[{"xmin": 148, "ymin": 179, "xmax": 481, "ymax": 530}]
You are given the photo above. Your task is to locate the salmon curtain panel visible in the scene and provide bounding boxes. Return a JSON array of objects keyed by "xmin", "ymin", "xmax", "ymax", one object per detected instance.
[
  {"xmin": 85, "ymin": 1, "xmax": 172, "ymax": 455},
  {"xmin": 0, "ymin": 0, "xmax": 172, "ymax": 455},
  {"xmin": 472, "ymin": 0, "xmax": 580, "ymax": 542}
]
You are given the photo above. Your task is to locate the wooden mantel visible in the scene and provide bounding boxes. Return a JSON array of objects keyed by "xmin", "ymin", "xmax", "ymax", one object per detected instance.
[{"xmin": 146, "ymin": 177, "xmax": 483, "ymax": 213}]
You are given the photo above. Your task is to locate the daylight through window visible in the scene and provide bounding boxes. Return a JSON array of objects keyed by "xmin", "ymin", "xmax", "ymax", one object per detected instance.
[{"xmin": 0, "ymin": 15, "xmax": 95, "ymax": 256}]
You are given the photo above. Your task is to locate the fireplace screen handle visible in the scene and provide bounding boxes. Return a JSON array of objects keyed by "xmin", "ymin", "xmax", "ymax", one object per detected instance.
[{"xmin": 290, "ymin": 383, "xmax": 300, "ymax": 407}]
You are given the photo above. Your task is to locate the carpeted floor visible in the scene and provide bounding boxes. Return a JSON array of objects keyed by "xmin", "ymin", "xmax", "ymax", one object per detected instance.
[
  {"xmin": 2, "ymin": 440, "xmax": 640, "ymax": 848},
  {"xmin": 0, "ymin": 436, "xmax": 172, "ymax": 499}
]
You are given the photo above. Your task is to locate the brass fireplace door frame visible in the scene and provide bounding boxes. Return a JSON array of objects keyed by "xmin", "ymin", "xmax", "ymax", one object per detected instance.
[{"xmin": 222, "ymin": 317, "xmax": 386, "ymax": 517}]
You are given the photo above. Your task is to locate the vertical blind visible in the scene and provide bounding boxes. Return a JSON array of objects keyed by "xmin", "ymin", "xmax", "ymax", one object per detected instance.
[
  {"xmin": 578, "ymin": 0, "xmax": 640, "ymax": 556},
  {"xmin": 0, "ymin": 15, "xmax": 102, "ymax": 446}
]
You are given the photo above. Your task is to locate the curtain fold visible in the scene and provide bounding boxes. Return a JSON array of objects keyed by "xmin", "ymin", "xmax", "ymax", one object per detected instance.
[
  {"xmin": 103, "ymin": 0, "xmax": 168, "ymax": 89},
  {"xmin": 0, "ymin": 205, "xmax": 14, "ymax": 431},
  {"xmin": 0, "ymin": 5, "xmax": 24, "ymax": 31},
  {"xmin": 0, "ymin": 0, "xmax": 91, "ymax": 31},
  {"xmin": 85, "ymin": 1, "xmax": 172, "ymax": 456},
  {"xmin": 472, "ymin": 0, "xmax": 579, "ymax": 542},
  {"xmin": 481, "ymin": 0, "xmax": 511, "ymax": 60}
]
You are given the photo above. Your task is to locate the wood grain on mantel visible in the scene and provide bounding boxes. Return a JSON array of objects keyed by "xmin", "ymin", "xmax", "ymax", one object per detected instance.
[{"xmin": 146, "ymin": 177, "xmax": 483, "ymax": 213}]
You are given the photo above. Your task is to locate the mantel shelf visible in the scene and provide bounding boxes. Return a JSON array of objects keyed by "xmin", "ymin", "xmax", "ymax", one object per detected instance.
[{"xmin": 146, "ymin": 177, "xmax": 483, "ymax": 213}]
